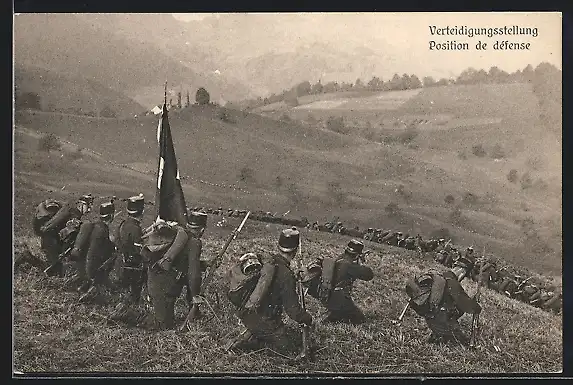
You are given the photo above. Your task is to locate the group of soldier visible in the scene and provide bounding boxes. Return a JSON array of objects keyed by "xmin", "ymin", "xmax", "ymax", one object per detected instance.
[
  {"xmin": 192, "ymin": 207, "xmax": 563, "ymax": 315},
  {"xmin": 16, "ymin": 193, "xmax": 554, "ymax": 360}
]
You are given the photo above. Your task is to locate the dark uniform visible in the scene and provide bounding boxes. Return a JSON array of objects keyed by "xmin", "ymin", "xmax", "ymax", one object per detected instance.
[
  {"xmin": 114, "ymin": 195, "xmax": 146, "ymax": 303},
  {"xmin": 405, "ymin": 254, "xmax": 481, "ymax": 345},
  {"xmin": 226, "ymin": 228, "xmax": 313, "ymax": 354},
  {"xmin": 143, "ymin": 212, "xmax": 206, "ymax": 330},
  {"xmin": 77, "ymin": 201, "xmax": 116, "ymax": 303},
  {"xmin": 38, "ymin": 194, "xmax": 94, "ymax": 277},
  {"xmin": 303, "ymin": 240, "xmax": 374, "ymax": 324}
]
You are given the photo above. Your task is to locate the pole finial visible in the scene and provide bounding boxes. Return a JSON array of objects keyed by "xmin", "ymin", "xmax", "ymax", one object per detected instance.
[{"xmin": 164, "ymin": 81, "xmax": 167, "ymax": 107}]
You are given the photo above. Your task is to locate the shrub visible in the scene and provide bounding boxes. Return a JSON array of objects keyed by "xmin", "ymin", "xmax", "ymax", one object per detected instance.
[
  {"xmin": 507, "ymin": 169, "xmax": 518, "ymax": 183},
  {"xmin": 444, "ymin": 194, "xmax": 455, "ymax": 205},
  {"xmin": 520, "ymin": 172, "xmax": 533, "ymax": 190},
  {"xmin": 463, "ymin": 192, "xmax": 479, "ymax": 205},
  {"xmin": 490, "ymin": 144, "xmax": 505, "ymax": 159},
  {"xmin": 326, "ymin": 116, "xmax": 349, "ymax": 134},
  {"xmin": 239, "ymin": 167, "xmax": 254, "ymax": 183},
  {"xmin": 472, "ymin": 144, "xmax": 486, "ymax": 157},
  {"xmin": 280, "ymin": 113, "xmax": 291, "ymax": 122},
  {"xmin": 38, "ymin": 133, "xmax": 61, "ymax": 152},
  {"xmin": 458, "ymin": 151, "xmax": 467, "ymax": 160},
  {"xmin": 385, "ymin": 202, "xmax": 399, "ymax": 216}
]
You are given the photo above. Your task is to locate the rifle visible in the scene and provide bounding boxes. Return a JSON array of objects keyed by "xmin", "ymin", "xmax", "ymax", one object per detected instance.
[
  {"xmin": 43, "ymin": 246, "xmax": 73, "ymax": 276},
  {"xmin": 296, "ymin": 235, "xmax": 313, "ymax": 361},
  {"xmin": 199, "ymin": 211, "xmax": 250, "ymax": 296},
  {"xmin": 469, "ymin": 246, "xmax": 486, "ymax": 348}
]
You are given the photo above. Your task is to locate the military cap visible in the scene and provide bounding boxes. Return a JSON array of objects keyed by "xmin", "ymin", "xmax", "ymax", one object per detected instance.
[
  {"xmin": 239, "ymin": 252, "xmax": 262, "ymax": 275},
  {"xmin": 467, "ymin": 246, "xmax": 474, "ymax": 252},
  {"xmin": 79, "ymin": 194, "xmax": 94, "ymax": 205},
  {"xmin": 345, "ymin": 239, "xmax": 365, "ymax": 255},
  {"xmin": 278, "ymin": 227, "xmax": 300, "ymax": 253},
  {"xmin": 127, "ymin": 194, "xmax": 145, "ymax": 214},
  {"xmin": 99, "ymin": 201, "xmax": 115, "ymax": 218},
  {"xmin": 303, "ymin": 258, "xmax": 323, "ymax": 281},
  {"xmin": 367, "ymin": 228, "xmax": 374, "ymax": 232},
  {"xmin": 44, "ymin": 199, "xmax": 60, "ymax": 209},
  {"xmin": 188, "ymin": 211, "xmax": 208, "ymax": 228}
]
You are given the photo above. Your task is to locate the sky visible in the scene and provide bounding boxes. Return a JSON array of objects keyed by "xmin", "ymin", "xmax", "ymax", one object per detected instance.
[{"xmin": 172, "ymin": 12, "xmax": 562, "ymax": 76}]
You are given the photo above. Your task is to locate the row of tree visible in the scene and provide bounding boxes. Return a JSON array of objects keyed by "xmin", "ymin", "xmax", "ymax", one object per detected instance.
[{"xmin": 241, "ymin": 62, "xmax": 561, "ymax": 110}]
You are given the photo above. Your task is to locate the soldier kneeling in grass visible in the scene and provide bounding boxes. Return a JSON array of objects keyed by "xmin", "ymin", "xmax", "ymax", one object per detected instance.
[
  {"xmin": 225, "ymin": 228, "xmax": 313, "ymax": 354},
  {"xmin": 404, "ymin": 253, "xmax": 481, "ymax": 345},
  {"xmin": 302, "ymin": 240, "xmax": 374, "ymax": 325}
]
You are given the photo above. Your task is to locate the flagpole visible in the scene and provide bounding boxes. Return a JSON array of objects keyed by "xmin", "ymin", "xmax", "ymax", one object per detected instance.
[{"xmin": 164, "ymin": 81, "xmax": 167, "ymax": 107}]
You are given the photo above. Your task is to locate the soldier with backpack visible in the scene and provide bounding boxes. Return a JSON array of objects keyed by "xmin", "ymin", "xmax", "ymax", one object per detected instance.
[
  {"xmin": 302, "ymin": 240, "xmax": 374, "ymax": 324},
  {"xmin": 139, "ymin": 212, "xmax": 208, "ymax": 330},
  {"xmin": 225, "ymin": 228, "xmax": 313, "ymax": 354},
  {"xmin": 109, "ymin": 195, "xmax": 147, "ymax": 322},
  {"xmin": 404, "ymin": 252, "xmax": 482, "ymax": 345},
  {"xmin": 75, "ymin": 200, "xmax": 117, "ymax": 303},
  {"xmin": 34, "ymin": 194, "xmax": 94, "ymax": 277}
]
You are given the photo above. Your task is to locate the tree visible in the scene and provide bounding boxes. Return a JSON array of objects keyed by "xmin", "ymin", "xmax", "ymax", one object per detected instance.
[
  {"xmin": 284, "ymin": 89, "xmax": 299, "ymax": 107},
  {"xmin": 409, "ymin": 74, "xmax": 422, "ymax": 89},
  {"xmin": 177, "ymin": 91, "xmax": 182, "ymax": 109},
  {"xmin": 422, "ymin": 76, "xmax": 436, "ymax": 87},
  {"xmin": 354, "ymin": 78, "xmax": 364, "ymax": 89},
  {"xmin": 435, "ymin": 78, "xmax": 449, "ymax": 86},
  {"xmin": 196, "ymin": 87, "xmax": 210, "ymax": 105},
  {"xmin": 367, "ymin": 76, "xmax": 383, "ymax": 90},
  {"xmin": 323, "ymin": 81, "xmax": 340, "ymax": 93},
  {"xmin": 295, "ymin": 81, "xmax": 312, "ymax": 97},
  {"xmin": 472, "ymin": 143, "xmax": 486, "ymax": 157},
  {"xmin": 185, "ymin": 90, "xmax": 190, "ymax": 107},
  {"xmin": 389, "ymin": 74, "xmax": 402, "ymax": 90},
  {"xmin": 311, "ymin": 80, "xmax": 323, "ymax": 95}
]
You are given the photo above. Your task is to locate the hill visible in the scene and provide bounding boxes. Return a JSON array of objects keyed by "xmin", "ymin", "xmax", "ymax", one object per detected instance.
[
  {"xmin": 14, "ymin": 65, "xmax": 147, "ymax": 118},
  {"xmin": 13, "ymin": 14, "xmax": 253, "ymax": 107},
  {"xmin": 12, "ymin": 135, "xmax": 562, "ymax": 373},
  {"xmin": 14, "ymin": 84, "xmax": 561, "ymax": 277}
]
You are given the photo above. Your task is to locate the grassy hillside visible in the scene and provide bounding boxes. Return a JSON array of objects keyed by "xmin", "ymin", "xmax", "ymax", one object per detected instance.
[
  {"xmin": 14, "ymin": 81, "xmax": 561, "ymax": 277},
  {"xmin": 14, "ymin": 65, "xmax": 147, "ymax": 118},
  {"xmin": 12, "ymin": 141, "xmax": 562, "ymax": 373}
]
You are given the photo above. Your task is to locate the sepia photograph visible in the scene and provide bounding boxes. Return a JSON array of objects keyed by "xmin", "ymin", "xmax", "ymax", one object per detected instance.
[{"xmin": 12, "ymin": 12, "xmax": 562, "ymax": 375}]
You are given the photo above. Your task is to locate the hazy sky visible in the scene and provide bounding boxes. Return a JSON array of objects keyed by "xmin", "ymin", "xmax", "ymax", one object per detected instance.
[{"xmin": 173, "ymin": 12, "xmax": 562, "ymax": 75}]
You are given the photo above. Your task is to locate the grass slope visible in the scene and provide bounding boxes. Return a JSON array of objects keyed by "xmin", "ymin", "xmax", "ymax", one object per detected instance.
[{"xmin": 13, "ymin": 158, "xmax": 562, "ymax": 373}]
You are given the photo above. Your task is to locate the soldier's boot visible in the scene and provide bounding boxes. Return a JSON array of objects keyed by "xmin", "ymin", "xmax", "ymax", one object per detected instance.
[{"xmin": 226, "ymin": 329, "xmax": 259, "ymax": 353}]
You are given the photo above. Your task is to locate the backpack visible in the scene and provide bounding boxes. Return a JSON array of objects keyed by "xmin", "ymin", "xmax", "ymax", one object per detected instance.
[
  {"xmin": 318, "ymin": 257, "xmax": 341, "ymax": 304},
  {"xmin": 405, "ymin": 272, "xmax": 447, "ymax": 317},
  {"xmin": 227, "ymin": 262, "xmax": 276, "ymax": 311},
  {"xmin": 33, "ymin": 199, "xmax": 62, "ymax": 235},
  {"xmin": 58, "ymin": 218, "xmax": 82, "ymax": 246},
  {"xmin": 70, "ymin": 221, "xmax": 95, "ymax": 261}
]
